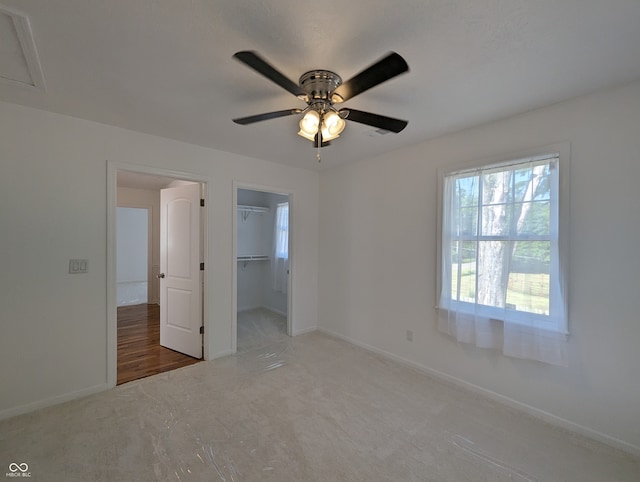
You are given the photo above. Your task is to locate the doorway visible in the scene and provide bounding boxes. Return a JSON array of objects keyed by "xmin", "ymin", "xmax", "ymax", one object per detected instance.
[
  {"xmin": 235, "ymin": 187, "xmax": 291, "ymax": 352},
  {"xmin": 112, "ymin": 168, "xmax": 206, "ymax": 385}
]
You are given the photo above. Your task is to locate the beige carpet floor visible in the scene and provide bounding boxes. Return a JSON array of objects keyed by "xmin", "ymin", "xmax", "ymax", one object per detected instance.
[
  {"xmin": 237, "ymin": 308, "xmax": 288, "ymax": 353},
  {"xmin": 1, "ymin": 310, "xmax": 638, "ymax": 481}
]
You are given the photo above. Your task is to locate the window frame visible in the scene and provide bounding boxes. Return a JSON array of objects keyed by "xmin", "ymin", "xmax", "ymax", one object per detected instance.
[{"xmin": 436, "ymin": 143, "xmax": 570, "ymax": 335}]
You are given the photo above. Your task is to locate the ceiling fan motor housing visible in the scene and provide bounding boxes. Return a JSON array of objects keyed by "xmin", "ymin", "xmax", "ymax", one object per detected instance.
[{"xmin": 299, "ymin": 70, "xmax": 342, "ymax": 103}]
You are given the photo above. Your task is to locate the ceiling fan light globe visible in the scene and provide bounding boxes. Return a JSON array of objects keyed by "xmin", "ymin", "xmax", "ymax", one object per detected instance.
[
  {"xmin": 321, "ymin": 123, "xmax": 344, "ymax": 141},
  {"xmin": 323, "ymin": 110, "xmax": 340, "ymax": 128},
  {"xmin": 321, "ymin": 127, "xmax": 340, "ymax": 142},
  {"xmin": 299, "ymin": 110, "xmax": 320, "ymax": 137},
  {"xmin": 322, "ymin": 111, "xmax": 346, "ymax": 141},
  {"xmin": 297, "ymin": 128, "xmax": 316, "ymax": 141}
]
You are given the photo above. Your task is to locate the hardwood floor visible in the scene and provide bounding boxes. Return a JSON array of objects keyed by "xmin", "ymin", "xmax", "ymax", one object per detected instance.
[{"xmin": 117, "ymin": 303, "xmax": 201, "ymax": 385}]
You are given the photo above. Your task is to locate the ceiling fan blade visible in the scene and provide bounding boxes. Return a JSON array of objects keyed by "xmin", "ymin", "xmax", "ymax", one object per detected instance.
[
  {"xmin": 331, "ymin": 52, "xmax": 409, "ymax": 103},
  {"xmin": 340, "ymin": 108, "xmax": 408, "ymax": 133},
  {"xmin": 233, "ymin": 51, "xmax": 308, "ymax": 99},
  {"xmin": 233, "ymin": 109, "xmax": 302, "ymax": 125}
]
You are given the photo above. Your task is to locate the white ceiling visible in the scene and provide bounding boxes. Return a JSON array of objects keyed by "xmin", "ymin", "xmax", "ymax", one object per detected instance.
[{"xmin": 1, "ymin": 1, "xmax": 639, "ymax": 170}]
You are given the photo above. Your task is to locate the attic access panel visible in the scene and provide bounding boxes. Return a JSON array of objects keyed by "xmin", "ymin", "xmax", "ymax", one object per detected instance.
[{"xmin": 0, "ymin": 5, "xmax": 45, "ymax": 90}]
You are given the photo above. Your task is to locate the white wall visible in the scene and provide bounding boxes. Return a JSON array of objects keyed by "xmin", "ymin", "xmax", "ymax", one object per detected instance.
[
  {"xmin": 0, "ymin": 101, "xmax": 319, "ymax": 418},
  {"xmin": 116, "ymin": 207, "xmax": 148, "ymax": 306},
  {"xmin": 237, "ymin": 261, "xmax": 266, "ymax": 312},
  {"xmin": 318, "ymin": 80, "xmax": 640, "ymax": 453},
  {"xmin": 117, "ymin": 186, "xmax": 161, "ymax": 304}
]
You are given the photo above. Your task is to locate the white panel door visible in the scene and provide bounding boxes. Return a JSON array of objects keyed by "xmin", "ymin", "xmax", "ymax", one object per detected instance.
[{"xmin": 159, "ymin": 184, "xmax": 202, "ymax": 358}]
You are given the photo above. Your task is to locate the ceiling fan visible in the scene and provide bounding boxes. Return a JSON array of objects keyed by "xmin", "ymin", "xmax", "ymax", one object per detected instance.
[{"xmin": 232, "ymin": 50, "xmax": 409, "ymax": 160}]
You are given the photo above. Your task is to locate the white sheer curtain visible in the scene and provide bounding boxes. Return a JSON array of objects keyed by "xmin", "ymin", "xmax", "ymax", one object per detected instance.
[
  {"xmin": 438, "ymin": 155, "xmax": 568, "ymax": 366},
  {"xmin": 272, "ymin": 202, "xmax": 289, "ymax": 293}
]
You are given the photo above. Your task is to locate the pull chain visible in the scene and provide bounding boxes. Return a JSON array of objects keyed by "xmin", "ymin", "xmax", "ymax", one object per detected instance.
[{"xmin": 316, "ymin": 115, "xmax": 322, "ymax": 163}]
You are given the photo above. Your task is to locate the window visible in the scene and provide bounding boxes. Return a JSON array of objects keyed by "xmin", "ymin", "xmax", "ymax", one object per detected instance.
[
  {"xmin": 274, "ymin": 202, "xmax": 289, "ymax": 259},
  {"xmin": 438, "ymin": 149, "xmax": 568, "ymax": 366},
  {"xmin": 272, "ymin": 202, "xmax": 289, "ymax": 293}
]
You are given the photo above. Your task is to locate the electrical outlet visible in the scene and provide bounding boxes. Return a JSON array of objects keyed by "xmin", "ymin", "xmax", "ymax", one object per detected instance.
[
  {"xmin": 406, "ymin": 330, "xmax": 413, "ymax": 342},
  {"xmin": 69, "ymin": 259, "xmax": 89, "ymax": 274}
]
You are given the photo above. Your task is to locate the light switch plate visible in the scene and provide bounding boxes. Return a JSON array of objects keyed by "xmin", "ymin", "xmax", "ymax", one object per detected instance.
[{"xmin": 69, "ymin": 259, "xmax": 88, "ymax": 274}]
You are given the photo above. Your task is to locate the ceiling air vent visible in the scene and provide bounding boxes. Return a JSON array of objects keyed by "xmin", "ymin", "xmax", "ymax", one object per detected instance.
[
  {"xmin": 0, "ymin": 5, "xmax": 45, "ymax": 90},
  {"xmin": 367, "ymin": 128, "xmax": 391, "ymax": 137}
]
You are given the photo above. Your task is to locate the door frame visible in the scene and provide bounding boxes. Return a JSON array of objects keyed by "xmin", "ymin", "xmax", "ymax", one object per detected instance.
[
  {"xmin": 232, "ymin": 181, "xmax": 294, "ymax": 353},
  {"xmin": 107, "ymin": 161, "xmax": 210, "ymax": 388}
]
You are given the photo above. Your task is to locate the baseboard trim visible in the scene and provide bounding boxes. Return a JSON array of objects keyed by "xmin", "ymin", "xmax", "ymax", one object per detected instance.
[
  {"xmin": 0, "ymin": 383, "xmax": 109, "ymax": 421},
  {"xmin": 238, "ymin": 305, "xmax": 288, "ymax": 318},
  {"xmin": 317, "ymin": 328, "xmax": 640, "ymax": 457},
  {"xmin": 237, "ymin": 304, "xmax": 262, "ymax": 313},
  {"xmin": 237, "ymin": 305, "xmax": 313, "ymax": 336},
  {"xmin": 210, "ymin": 349, "xmax": 234, "ymax": 359},
  {"xmin": 292, "ymin": 326, "xmax": 317, "ymax": 336},
  {"xmin": 262, "ymin": 306, "xmax": 287, "ymax": 317}
]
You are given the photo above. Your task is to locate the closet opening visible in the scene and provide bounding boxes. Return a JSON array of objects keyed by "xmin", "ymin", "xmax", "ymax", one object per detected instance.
[{"xmin": 235, "ymin": 187, "xmax": 291, "ymax": 352}]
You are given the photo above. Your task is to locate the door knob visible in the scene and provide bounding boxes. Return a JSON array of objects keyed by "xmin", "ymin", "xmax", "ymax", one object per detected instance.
[{"xmin": 157, "ymin": 273, "xmax": 165, "ymax": 279}]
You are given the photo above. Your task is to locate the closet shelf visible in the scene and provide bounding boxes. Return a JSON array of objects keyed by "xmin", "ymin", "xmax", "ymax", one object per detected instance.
[
  {"xmin": 237, "ymin": 254, "xmax": 270, "ymax": 268},
  {"xmin": 238, "ymin": 204, "xmax": 269, "ymax": 221},
  {"xmin": 238, "ymin": 205, "xmax": 269, "ymax": 213}
]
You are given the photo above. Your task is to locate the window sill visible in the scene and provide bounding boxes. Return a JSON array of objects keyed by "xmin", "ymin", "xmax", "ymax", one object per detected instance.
[{"xmin": 438, "ymin": 301, "xmax": 568, "ymax": 335}]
